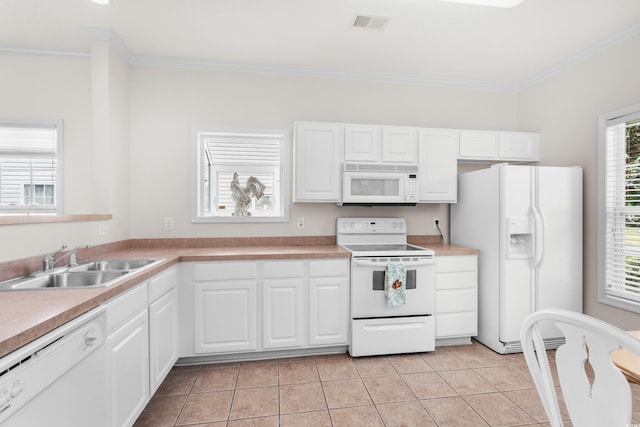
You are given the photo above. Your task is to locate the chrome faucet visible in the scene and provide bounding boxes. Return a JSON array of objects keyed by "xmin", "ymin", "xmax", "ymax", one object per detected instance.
[
  {"xmin": 42, "ymin": 244, "xmax": 68, "ymax": 271},
  {"xmin": 69, "ymin": 244, "xmax": 91, "ymax": 267}
]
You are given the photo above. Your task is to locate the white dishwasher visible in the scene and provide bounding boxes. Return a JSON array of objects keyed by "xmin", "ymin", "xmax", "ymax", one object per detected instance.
[{"xmin": 0, "ymin": 306, "xmax": 107, "ymax": 427}]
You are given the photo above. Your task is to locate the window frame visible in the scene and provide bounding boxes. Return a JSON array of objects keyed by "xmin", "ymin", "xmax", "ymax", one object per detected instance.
[
  {"xmin": 191, "ymin": 127, "xmax": 290, "ymax": 223},
  {"xmin": 0, "ymin": 119, "xmax": 64, "ymax": 215},
  {"xmin": 597, "ymin": 103, "xmax": 640, "ymax": 313}
]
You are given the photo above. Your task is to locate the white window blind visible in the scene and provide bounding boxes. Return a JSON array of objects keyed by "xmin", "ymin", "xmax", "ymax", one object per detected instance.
[
  {"xmin": 603, "ymin": 112, "xmax": 640, "ymax": 303},
  {"xmin": 0, "ymin": 123, "xmax": 60, "ymax": 214}
]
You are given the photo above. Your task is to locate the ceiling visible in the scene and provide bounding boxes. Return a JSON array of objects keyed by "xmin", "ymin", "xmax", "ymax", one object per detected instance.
[{"xmin": 2, "ymin": 0, "xmax": 640, "ymax": 90}]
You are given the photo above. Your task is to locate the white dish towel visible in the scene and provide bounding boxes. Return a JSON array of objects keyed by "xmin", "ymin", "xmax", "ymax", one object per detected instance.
[{"xmin": 385, "ymin": 262, "xmax": 407, "ymax": 308}]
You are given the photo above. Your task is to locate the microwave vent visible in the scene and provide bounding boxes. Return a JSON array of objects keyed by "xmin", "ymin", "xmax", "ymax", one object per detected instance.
[
  {"xmin": 343, "ymin": 163, "xmax": 418, "ymax": 173},
  {"xmin": 397, "ymin": 165, "xmax": 419, "ymax": 173}
]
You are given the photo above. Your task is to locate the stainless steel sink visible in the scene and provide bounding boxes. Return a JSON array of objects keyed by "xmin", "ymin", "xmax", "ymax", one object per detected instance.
[
  {"xmin": 0, "ymin": 258, "xmax": 164, "ymax": 291},
  {"xmin": 6, "ymin": 271, "xmax": 128, "ymax": 290},
  {"xmin": 69, "ymin": 258, "xmax": 162, "ymax": 272}
]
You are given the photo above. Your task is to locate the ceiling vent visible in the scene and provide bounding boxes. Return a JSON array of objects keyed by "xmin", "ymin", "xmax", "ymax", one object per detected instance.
[{"xmin": 353, "ymin": 14, "xmax": 390, "ymax": 30}]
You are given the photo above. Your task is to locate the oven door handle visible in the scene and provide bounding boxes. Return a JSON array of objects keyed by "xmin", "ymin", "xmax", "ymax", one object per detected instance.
[{"xmin": 352, "ymin": 258, "xmax": 434, "ymax": 268}]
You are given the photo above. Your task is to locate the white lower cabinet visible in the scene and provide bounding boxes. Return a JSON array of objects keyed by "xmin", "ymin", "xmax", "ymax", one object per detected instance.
[
  {"xmin": 308, "ymin": 260, "xmax": 349, "ymax": 346},
  {"xmin": 194, "ymin": 262, "xmax": 258, "ymax": 354},
  {"xmin": 106, "ymin": 285, "xmax": 149, "ymax": 427},
  {"xmin": 263, "ymin": 261, "xmax": 304, "ymax": 349},
  {"xmin": 105, "ymin": 267, "xmax": 178, "ymax": 427},
  {"xmin": 148, "ymin": 267, "xmax": 178, "ymax": 395},
  {"xmin": 189, "ymin": 258, "xmax": 349, "ymax": 357},
  {"xmin": 435, "ymin": 255, "xmax": 478, "ymax": 344}
]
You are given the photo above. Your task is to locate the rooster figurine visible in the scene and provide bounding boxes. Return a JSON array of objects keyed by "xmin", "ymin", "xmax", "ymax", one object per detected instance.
[{"xmin": 230, "ymin": 172, "xmax": 266, "ymax": 216}]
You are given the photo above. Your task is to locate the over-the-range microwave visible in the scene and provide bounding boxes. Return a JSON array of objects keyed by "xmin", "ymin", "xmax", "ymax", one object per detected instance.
[{"xmin": 338, "ymin": 163, "xmax": 419, "ymax": 206}]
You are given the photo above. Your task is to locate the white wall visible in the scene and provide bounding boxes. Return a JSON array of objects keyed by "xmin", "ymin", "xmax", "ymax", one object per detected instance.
[
  {"xmin": 0, "ymin": 53, "xmax": 108, "ymax": 261},
  {"xmin": 518, "ymin": 33, "xmax": 640, "ymax": 328},
  {"xmin": 128, "ymin": 66, "xmax": 518, "ymax": 239},
  {"xmin": 0, "ymin": 45, "xmax": 131, "ymax": 262}
]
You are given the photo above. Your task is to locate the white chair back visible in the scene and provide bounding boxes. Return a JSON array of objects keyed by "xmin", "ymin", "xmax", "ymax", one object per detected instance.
[{"xmin": 520, "ymin": 308, "xmax": 640, "ymax": 427}]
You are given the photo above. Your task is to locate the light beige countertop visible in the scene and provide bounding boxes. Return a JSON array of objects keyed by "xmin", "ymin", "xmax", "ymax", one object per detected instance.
[{"xmin": 0, "ymin": 238, "xmax": 476, "ymax": 358}]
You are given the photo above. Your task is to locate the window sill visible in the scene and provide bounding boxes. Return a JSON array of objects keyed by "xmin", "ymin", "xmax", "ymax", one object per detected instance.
[{"xmin": 0, "ymin": 214, "xmax": 112, "ymax": 226}]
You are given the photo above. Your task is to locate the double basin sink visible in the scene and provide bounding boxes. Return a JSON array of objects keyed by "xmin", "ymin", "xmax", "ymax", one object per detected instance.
[{"xmin": 0, "ymin": 258, "xmax": 164, "ymax": 291}]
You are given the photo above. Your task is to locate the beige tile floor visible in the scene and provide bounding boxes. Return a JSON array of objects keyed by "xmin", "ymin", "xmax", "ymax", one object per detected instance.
[{"xmin": 134, "ymin": 340, "xmax": 640, "ymax": 426}]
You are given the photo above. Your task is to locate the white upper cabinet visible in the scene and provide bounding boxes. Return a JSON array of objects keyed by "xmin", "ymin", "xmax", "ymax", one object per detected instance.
[
  {"xmin": 345, "ymin": 125, "xmax": 418, "ymax": 163},
  {"xmin": 458, "ymin": 131, "xmax": 498, "ymax": 160},
  {"xmin": 418, "ymin": 129, "xmax": 458, "ymax": 203},
  {"xmin": 498, "ymin": 132, "xmax": 540, "ymax": 160},
  {"xmin": 293, "ymin": 121, "xmax": 539, "ymax": 204},
  {"xmin": 344, "ymin": 125, "xmax": 381, "ymax": 162},
  {"xmin": 459, "ymin": 130, "xmax": 539, "ymax": 162},
  {"xmin": 381, "ymin": 126, "xmax": 418, "ymax": 163},
  {"xmin": 293, "ymin": 122, "xmax": 344, "ymax": 202}
]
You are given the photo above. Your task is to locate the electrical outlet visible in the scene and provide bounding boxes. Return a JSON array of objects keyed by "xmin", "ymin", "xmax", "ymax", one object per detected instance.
[
  {"xmin": 297, "ymin": 217, "xmax": 305, "ymax": 229},
  {"xmin": 433, "ymin": 218, "xmax": 440, "ymax": 229},
  {"xmin": 164, "ymin": 217, "xmax": 174, "ymax": 231},
  {"xmin": 98, "ymin": 224, "xmax": 108, "ymax": 236}
]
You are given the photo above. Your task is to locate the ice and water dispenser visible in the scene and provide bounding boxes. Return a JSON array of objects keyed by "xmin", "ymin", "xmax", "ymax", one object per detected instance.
[{"xmin": 506, "ymin": 216, "xmax": 534, "ymax": 259}]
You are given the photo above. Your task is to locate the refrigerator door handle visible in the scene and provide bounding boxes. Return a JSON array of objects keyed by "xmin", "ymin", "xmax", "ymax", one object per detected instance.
[{"xmin": 532, "ymin": 206, "xmax": 544, "ymax": 268}]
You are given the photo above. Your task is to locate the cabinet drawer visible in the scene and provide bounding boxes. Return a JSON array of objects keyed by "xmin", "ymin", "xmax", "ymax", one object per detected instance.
[
  {"xmin": 436, "ymin": 255, "xmax": 477, "ymax": 273},
  {"xmin": 436, "ymin": 312, "xmax": 477, "ymax": 338},
  {"xmin": 263, "ymin": 261, "xmax": 304, "ymax": 278},
  {"xmin": 194, "ymin": 262, "xmax": 257, "ymax": 281},
  {"xmin": 309, "ymin": 259, "xmax": 349, "ymax": 277},
  {"xmin": 351, "ymin": 316, "xmax": 434, "ymax": 357},
  {"xmin": 436, "ymin": 288, "xmax": 476, "ymax": 313},
  {"xmin": 106, "ymin": 283, "xmax": 148, "ymax": 334},
  {"xmin": 436, "ymin": 271, "xmax": 477, "ymax": 290},
  {"xmin": 148, "ymin": 267, "xmax": 177, "ymax": 303}
]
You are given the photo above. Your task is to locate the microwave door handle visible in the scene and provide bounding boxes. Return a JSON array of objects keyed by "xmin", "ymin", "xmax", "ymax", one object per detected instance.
[{"xmin": 352, "ymin": 258, "xmax": 434, "ymax": 268}]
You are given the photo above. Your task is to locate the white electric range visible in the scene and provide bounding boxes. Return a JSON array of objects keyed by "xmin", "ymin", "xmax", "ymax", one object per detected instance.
[{"xmin": 337, "ymin": 218, "xmax": 436, "ymax": 357}]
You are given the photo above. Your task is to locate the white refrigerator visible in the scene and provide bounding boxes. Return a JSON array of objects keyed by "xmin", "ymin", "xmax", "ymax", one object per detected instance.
[{"xmin": 450, "ymin": 164, "xmax": 583, "ymax": 354}]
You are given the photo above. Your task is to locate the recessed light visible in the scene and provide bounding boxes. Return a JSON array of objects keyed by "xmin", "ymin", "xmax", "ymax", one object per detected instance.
[
  {"xmin": 439, "ymin": 0, "xmax": 524, "ymax": 7},
  {"xmin": 90, "ymin": 0, "xmax": 110, "ymax": 5}
]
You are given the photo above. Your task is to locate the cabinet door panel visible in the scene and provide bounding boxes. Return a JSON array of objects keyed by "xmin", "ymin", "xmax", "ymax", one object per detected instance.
[
  {"xmin": 382, "ymin": 127, "xmax": 418, "ymax": 163},
  {"xmin": 345, "ymin": 125, "xmax": 380, "ymax": 162},
  {"xmin": 499, "ymin": 132, "xmax": 539, "ymax": 160},
  {"xmin": 294, "ymin": 123, "xmax": 343, "ymax": 202},
  {"xmin": 194, "ymin": 280, "xmax": 257, "ymax": 353},
  {"xmin": 106, "ymin": 309, "xmax": 149, "ymax": 427},
  {"xmin": 309, "ymin": 276, "xmax": 349, "ymax": 346},
  {"xmin": 263, "ymin": 278, "xmax": 304, "ymax": 349},
  {"xmin": 418, "ymin": 129, "xmax": 457, "ymax": 202},
  {"xmin": 149, "ymin": 289, "xmax": 178, "ymax": 394},
  {"xmin": 459, "ymin": 131, "xmax": 498, "ymax": 159}
]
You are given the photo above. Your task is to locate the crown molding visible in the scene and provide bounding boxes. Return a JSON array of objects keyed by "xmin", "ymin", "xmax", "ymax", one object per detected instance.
[
  {"xmin": 130, "ymin": 54, "xmax": 517, "ymax": 92},
  {"xmin": 82, "ymin": 26, "xmax": 133, "ymax": 62},
  {"xmin": 2, "ymin": 22, "xmax": 639, "ymax": 94},
  {"xmin": 0, "ymin": 46, "xmax": 89, "ymax": 58},
  {"xmin": 518, "ymin": 21, "xmax": 640, "ymax": 91}
]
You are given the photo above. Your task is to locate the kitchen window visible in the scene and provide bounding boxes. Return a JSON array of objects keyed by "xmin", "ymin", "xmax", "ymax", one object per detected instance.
[
  {"xmin": 0, "ymin": 120, "xmax": 63, "ymax": 215},
  {"xmin": 192, "ymin": 128, "xmax": 289, "ymax": 222},
  {"xmin": 598, "ymin": 104, "xmax": 640, "ymax": 313}
]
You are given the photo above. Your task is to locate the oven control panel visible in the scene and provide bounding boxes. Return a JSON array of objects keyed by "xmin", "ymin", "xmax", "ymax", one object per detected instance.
[{"xmin": 337, "ymin": 218, "xmax": 406, "ymax": 234}]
